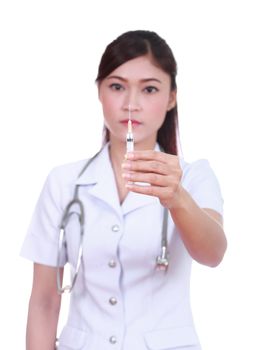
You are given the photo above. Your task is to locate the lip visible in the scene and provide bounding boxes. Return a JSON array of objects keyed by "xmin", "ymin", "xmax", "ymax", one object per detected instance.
[{"xmin": 120, "ymin": 119, "xmax": 142, "ymax": 126}]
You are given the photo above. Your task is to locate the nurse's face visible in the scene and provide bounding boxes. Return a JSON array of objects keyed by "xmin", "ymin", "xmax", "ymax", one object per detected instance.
[{"xmin": 98, "ymin": 55, "xmax": 176, "ymax": 148}]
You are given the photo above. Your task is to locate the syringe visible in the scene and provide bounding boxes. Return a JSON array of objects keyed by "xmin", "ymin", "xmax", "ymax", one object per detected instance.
[{"xmin": 126, "ymin": 105, "xmax": 134, "ymax": 152}]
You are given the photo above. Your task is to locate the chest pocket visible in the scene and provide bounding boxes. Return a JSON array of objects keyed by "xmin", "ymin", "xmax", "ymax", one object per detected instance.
[
  {"xmin": 57, "ymin": 325, "xmax": 89, "ymax": 350},
  {"xmin": 144, "ymin": 326, "xmax": 200, "ymax": 350}
]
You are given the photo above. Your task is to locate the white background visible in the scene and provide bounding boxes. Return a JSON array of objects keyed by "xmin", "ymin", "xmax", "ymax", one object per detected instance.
[{"xmin": 0, "ymin": 0, "xmax": 259, "ymax": 349}]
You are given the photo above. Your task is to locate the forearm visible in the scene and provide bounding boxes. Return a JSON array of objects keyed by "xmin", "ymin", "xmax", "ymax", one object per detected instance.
[
  {"xmin": 170, "ymin": 186, "xmax": 227, "ymax": 267},
  {"xmin": 26, "ymin": 295, "xmax": 61, "ymax": 350}
]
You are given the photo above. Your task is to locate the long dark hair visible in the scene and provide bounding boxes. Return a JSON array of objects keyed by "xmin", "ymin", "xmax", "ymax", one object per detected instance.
[{"xmin": 96, "ymin": 30, "xmax": 179, "ymax": 155}]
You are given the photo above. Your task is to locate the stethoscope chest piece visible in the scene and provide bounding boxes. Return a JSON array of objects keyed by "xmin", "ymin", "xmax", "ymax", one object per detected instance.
[
  {"xmin": 155, "ymin": 207, "xmax": 170, "ymax": 271},
  {"xmin": 156, "ymin": 245, "xmax": 169, "ymax": 271}
]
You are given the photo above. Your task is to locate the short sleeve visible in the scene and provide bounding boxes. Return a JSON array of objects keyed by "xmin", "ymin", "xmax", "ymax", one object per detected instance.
[
  {"xmin": 181, "ymin": 159, "xmax": 224, "ymax": 216},
  {"xmin": 20, "ymin": 168, "xmax": 67, "ymax": 267}
]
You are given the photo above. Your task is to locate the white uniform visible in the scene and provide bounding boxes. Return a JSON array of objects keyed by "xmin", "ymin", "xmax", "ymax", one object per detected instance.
[{"xmin": 21, "ymin": 143, "xmax": 223, "ymax": 350}]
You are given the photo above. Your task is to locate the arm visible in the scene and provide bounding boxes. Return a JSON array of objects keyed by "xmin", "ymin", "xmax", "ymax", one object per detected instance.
[
  {"xmin": 26, "ymin": 263, "xmax": 63, "ymax": 350},
  {"xmin": 122, "ymin": 150, "xmax": 227, "ymax": 267},
  {"xmin": 169, "ymin": 186, "xmax": 227, "ymax": 267}
]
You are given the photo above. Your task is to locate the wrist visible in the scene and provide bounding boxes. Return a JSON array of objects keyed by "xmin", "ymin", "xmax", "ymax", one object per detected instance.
[{"xmin": 167, "ymin": 184, "xmax": 187, "ymax": 210}]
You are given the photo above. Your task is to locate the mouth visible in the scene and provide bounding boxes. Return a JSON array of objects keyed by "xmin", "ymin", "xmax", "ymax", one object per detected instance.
[{"xmin": 120, "ymin": 119, "xmax": 142, "ymax": 126}]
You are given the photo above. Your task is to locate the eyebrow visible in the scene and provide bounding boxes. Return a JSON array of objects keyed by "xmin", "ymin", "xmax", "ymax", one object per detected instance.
[{"xmin": 106, "ymin": 75, "xmax": 162, "ymax": 84}]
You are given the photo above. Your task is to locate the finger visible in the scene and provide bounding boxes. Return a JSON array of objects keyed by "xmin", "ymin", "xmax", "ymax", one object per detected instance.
[
  {"xmin": 125, "ymin": 182, "xmax": 173, "ymax": 199},
  {"xmin": 122, "ymin": 171, "xmax": 173, "ymax": 187},
  {"xmin": 122, "ymin": 160, "xmax": 169, "ymax": 175},
  {"xmin": 125, "ymin": 150, "xmax": 172, "ymax": 163}
]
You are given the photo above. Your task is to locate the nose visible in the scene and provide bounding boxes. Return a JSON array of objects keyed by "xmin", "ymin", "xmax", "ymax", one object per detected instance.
[{"xmin": 122, "ymin": 90, "xmax": 141, "ymax": 113}]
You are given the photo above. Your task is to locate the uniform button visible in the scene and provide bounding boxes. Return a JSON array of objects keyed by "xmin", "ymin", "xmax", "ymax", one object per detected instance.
[
  {"xmin": 111, "ymin": 224, "xmax": 120, "ymax": 232},
  {"xmin": 109, "ymin": 297, "xmax": 117, "ymax": 305},
  {"xmin": 109, "ymin": 335, "xmax": 117, "ymax": 344},
  {"xmin": 108, "ymin": 260, "xmax": 117, "ymax": 268}
]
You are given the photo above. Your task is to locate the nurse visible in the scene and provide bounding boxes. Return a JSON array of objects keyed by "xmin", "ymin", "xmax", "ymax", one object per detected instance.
[{"xmin": 21, "ymin": 30, "xmax": 227, "ymax": 350}]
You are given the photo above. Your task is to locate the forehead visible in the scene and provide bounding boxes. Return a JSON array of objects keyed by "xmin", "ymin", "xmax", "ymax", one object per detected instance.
[{"xmin": 107, "ymin": 55, "xmax": 170, "ymax": 82}]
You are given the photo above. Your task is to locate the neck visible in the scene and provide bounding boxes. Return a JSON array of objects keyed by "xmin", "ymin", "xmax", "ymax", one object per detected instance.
[
  {"xmin": 108, "ymin": 139, "xmax": 129, "ymax": 204},
  {"xmin": 109, "ymin": 140, "xmax": 126, "ymax": 170}
]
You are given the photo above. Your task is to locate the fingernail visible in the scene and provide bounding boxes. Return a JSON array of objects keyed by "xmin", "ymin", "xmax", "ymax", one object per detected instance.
[
  {"xmin": 122, "ymin": 173, "xmax": 130, "ymax": 179},
  {"xmin": 125, "ymin": 152, "xmax": 134, "ymax": 160},
  {"xmin": 122, "ymin": 162, "xmax": 130, "ymax": 169}
]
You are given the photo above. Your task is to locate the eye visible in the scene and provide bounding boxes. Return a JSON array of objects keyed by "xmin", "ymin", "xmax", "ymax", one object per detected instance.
[
  {"xmin": 144, "ymin": 86, "xmax": 159, "ymax": 94},
  {"xmin": 109, "ymin": 83, "xmax": 124, "ymax": 91}
]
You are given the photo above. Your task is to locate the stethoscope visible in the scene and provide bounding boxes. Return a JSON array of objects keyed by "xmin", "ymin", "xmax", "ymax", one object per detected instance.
[{"xmin": 56, "ymin": 150, "xmax": 170, "ymax": 294}]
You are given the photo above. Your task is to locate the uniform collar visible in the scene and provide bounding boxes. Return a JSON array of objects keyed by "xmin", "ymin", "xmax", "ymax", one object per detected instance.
[{"xmin": 75, "ymin": 143, "xmax": 159, "ymax": 216}]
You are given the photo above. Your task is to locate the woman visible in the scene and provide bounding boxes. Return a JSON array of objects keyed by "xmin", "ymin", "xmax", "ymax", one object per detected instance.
[{"xmin": 21, "ymin": 30, "xmax": 227, "ymax": 350}]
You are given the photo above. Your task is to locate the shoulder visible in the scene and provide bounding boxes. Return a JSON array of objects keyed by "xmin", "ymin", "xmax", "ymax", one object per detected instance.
[
  {"xmin": 39, "ymin": 158, "xmax": 92, "ymax": 204},
  {"xmin": 180, "ymin": 158, "xmax": 212, "ymax": 180},
  {"xmin": 47, "ymin": 145, "xmax": 107, "ymax": 186},
  {"xmin": 179, "ymin": 157, "xmax": 221, "ymax": 191},
  {"xmin": 46, "ymin": 158, "xmax": 91, "ymax": 190},
  {"xmin": 41, "ymin": 146, "xmax": 108, "ymax": 201},
  {"xmin": 179, "ymin": 157, "xmax": 223, "ymax": 214}
]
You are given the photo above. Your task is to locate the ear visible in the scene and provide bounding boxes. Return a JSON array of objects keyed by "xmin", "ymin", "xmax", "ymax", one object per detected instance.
[{"xmin": 167, "ymin": 90, "xmax": 177, "ymax": 111}]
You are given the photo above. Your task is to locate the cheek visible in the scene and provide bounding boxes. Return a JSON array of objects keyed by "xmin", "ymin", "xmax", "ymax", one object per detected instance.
[
  {"xmin": 145, "ymin": 100, "xmax": 169, "ymax": 131},
  {"xmin": 145, "ymin": 97, "xmax": 169, "ymax": 122},
  {"xmin": 100, "ymin": 93, "xmax": 120, "ymax": 117},
  {"xmin": 100, "ymin": 95, "xmax": 123, "ymax": 131},
  {"xmin": 100, "ymin": 98, "xmax": 113, "ymax": 123},
  {"xmin": 145, "ymin": 93, "xmax": 170, "ymax": 112}
]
